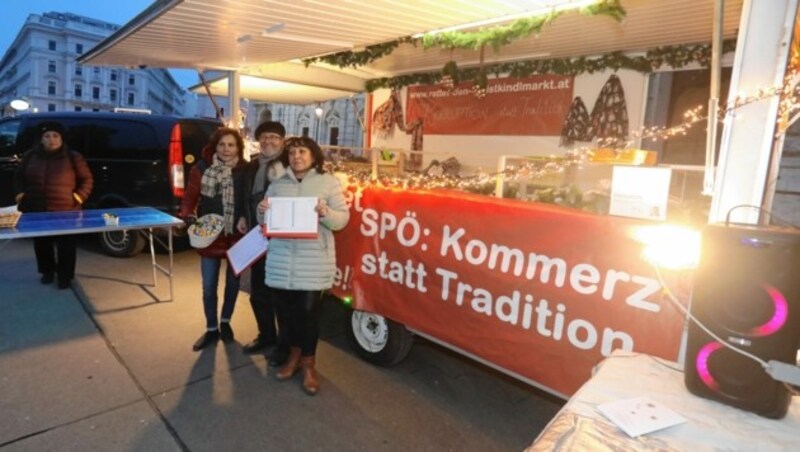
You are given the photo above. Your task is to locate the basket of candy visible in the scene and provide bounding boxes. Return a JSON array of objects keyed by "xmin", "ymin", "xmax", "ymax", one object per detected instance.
[
  {"xmin": 188, "ymin": 214, "xmax": 224, "ymax": 248},
  {"xmin": 0, "ymin": 205, "xmax": 21, "ymax": 228}
]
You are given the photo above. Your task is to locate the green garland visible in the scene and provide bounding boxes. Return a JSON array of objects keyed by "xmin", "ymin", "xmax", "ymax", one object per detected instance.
[
  {"xmin": 421, "ymin": 0, "xmax": 625, "ymax": 53},
  {"xmin": 304, "ymin": 38, "xmax": 414, "ymax": 68},
  {"xmin": 365, "ymin": 40, "xmax": 737, "ymax": 92},
  {"xmin": 303, "ymin": 0, "xmax": 625, "ymax": 68},
  {"xmin": 422, "ymin": 13, "xmax": 557, "ymax": 54}
]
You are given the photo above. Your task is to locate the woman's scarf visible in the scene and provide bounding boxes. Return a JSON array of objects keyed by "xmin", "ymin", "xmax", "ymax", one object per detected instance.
[
  {"xmin": 200, "ymin": 153, "xmax": 237, "ymax": 234},
  {"xmin": 252, "ymin": 153, "xmax": 284, "ymax": 195}
]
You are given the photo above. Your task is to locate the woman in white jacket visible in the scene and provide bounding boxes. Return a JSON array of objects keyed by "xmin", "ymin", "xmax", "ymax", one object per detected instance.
[{"xmin": 257, "ymin": 137, "xmax": 349, "ymax": 395}]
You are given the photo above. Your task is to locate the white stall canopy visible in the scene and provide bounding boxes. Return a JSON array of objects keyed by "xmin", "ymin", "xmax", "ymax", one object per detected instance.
[{"xmin": 79, "ymin": 0, "xmax": 743, "ymax": 103}]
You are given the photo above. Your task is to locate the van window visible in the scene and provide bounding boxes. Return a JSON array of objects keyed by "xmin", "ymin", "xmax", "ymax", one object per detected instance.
[
  {"xmin": 87, "ymin": 119, "xmax": 160, "ymax": 160},
  {"xmin": 17, "ymin": 120, "xmax": 90, "ymax": 156},
  {"xmin": 0, "ymin": 119, "xmax": 21, "ymax": 158}
]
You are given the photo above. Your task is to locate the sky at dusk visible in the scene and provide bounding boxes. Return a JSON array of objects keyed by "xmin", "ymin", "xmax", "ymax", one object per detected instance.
[{"xmin": 0, "ymin": 0, "xmax": 198, "ymax": 88}]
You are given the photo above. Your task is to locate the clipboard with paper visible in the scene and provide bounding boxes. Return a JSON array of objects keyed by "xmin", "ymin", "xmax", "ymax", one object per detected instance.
[
  {"xmin": 263, "ymin": 197, "xmax": 319, "ymax": 238},
  {"xmin": 226, "ymin": 225, "xmax": 269, "ymax": 276}
]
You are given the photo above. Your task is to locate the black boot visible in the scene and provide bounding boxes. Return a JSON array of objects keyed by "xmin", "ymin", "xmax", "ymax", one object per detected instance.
[
  {"xmin": 219, "ymin": 322, "xmax": 234, "ymax": 343},
  {"xmin": 40, "ymin": 273, "xmax": 54, "ymax": 284},
  {"xmin": 268, "ymin": 345, "xmax": 290, "ymax": 367},
  {"xmin": 242, "ymin": 335, "xmax": 272, "ymax": 354},
  {"xmin": 192, "ymin": 330, "xmax": 220, "ymax": 351}
]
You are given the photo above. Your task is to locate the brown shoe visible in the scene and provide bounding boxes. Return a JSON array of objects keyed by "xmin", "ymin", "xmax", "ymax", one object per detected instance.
[
  {"xmin": 275, "ymin": 347, "xmax": 301, "ymax": 380},
  {"xmin": 300, "ymin": 356, "xmax": 319, "ymax": 396}
]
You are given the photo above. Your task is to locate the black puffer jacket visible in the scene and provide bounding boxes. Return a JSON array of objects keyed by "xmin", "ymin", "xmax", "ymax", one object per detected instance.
[{"xmin": 13, "ymin": 145, "xmax": 94, "ymax": 212}]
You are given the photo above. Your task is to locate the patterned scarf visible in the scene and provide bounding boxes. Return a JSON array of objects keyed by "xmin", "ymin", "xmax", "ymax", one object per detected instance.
[{"xmin": 200, "ymin": 154, "xmax": 237, "ymax": 234}]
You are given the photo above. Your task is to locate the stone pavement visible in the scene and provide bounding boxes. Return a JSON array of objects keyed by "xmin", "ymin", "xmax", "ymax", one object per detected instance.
[{"xmin": 0, "ymin": 237, "xmax": 562, "ymax": 451}]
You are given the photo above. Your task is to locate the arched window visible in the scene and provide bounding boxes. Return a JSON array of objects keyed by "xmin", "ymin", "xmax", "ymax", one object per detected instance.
[
  {"xmin": 325, "ymin": 110, "xmax": 340, "ymax": 127},
  {"xmin": 325, "ymin": 111, "xmax": 341, "ymax": 145},
  {"xmin": 298, "ymin": 113, "xmax": 311, "ymax": 138}
]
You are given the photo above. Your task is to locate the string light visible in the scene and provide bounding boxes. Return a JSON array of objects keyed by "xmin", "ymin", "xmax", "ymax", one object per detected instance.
[{"xmin": 329, "ymin": 71, "xmax": 800, "ymax": 193}]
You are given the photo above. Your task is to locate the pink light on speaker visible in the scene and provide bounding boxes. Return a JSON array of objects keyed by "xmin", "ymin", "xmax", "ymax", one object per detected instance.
[
  {"xmin": 750, "ymin": 284, "xmax": 788, "ymax": 336},
  {"xmin": 696, "ymin": 342, "xmax": 723, "ymax": 391}
]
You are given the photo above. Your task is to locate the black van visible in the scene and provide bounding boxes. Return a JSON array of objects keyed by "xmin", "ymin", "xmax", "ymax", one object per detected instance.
[{"xmin": 0, "ymin": 112, "xmax": 222, "ymax": 256}]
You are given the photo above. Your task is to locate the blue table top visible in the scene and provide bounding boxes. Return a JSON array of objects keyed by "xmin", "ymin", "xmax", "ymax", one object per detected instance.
[{"xmin": 0, "ymin": 207, "xmax": 184, "ymax": 240}]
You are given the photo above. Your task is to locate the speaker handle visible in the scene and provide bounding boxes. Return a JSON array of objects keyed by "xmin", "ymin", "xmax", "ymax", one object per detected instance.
[
  {"xmin": 724, "ymin": 204, "xmax": 772, "ymax": 226},
  {"xmin": 724, "ymin": 204, "xmax": 799, "ymax": 229}
]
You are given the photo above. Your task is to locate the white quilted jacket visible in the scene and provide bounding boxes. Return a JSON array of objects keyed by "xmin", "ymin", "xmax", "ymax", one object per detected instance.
[{"xmin": 260, "ymin": 169, "xmax": 350, "ymax": 291}]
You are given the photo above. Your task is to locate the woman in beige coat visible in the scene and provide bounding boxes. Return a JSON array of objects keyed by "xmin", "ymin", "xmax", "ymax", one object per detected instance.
[{"xmin": 257, "ymin": 137, "xmax": 349, "ymax": 395}]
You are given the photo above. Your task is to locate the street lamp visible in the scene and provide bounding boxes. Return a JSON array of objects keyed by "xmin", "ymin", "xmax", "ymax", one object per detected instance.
[
  {"xmin": 10, "ymin": 97, "xmax": 31, "ymax": 112},
  {"xmin": 314, "ymin": 103, "xmax": 324, "ymax": 143}
]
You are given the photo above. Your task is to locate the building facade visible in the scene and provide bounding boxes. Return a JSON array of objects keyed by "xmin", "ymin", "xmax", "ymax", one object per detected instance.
[
  {"xmin": 194, "ymin": 94, "xmax": 365, "ymax": 149},
  {"xmin": 0, "ymin": 12, "xmax": 185, "ymax": 117}
]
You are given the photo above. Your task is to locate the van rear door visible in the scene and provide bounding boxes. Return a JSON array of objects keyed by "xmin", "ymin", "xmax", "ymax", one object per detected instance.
[
  {"xmin": 178, "ymin": 119, "xmax": 221, "ymax": 171},
  {"xmin": 0, "ymin": 118, "xmax": 23, "ymax": 205}
]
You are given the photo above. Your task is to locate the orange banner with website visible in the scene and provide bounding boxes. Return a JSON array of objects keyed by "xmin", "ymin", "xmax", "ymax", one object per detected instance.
[
  {"xmin": 331, "ymin": 187, "xmax": 686, "ymax": 396},
  {"xmin": 405, "ymin": 75, "xmax": 574, "ymax": 135}
]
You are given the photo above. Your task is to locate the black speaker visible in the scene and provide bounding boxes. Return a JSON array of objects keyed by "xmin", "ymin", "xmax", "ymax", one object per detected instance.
[{"xmin": 685, "ymin": 223, "xmax": 800, "ymax": 419}]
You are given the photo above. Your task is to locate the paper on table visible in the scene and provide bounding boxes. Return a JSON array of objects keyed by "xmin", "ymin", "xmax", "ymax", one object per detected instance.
[
  {"xmin": 226, "ymin": 225, "xmax": 269, "ymax": 276},
  {"xmin": 265, "ymin": 197, "xmax": 318, "ymax": 238},
  {"xmin": 597, "ymin": 396, "xmax": 687, "ymax": 437}
]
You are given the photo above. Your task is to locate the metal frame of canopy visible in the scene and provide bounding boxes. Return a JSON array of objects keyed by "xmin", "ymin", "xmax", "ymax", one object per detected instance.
[{"xmin": 77, "ymin": 0, "xmax": 799, "ymax": 223}]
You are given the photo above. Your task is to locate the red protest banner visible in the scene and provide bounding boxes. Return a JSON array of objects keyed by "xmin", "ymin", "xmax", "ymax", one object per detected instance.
[
  {"xmin": 405, "ymin": 75, "xmax": 574, "ymax": 136},
  {"xmin": 331, "ymin": 187, "xmax": 686, "ymax": 396}
]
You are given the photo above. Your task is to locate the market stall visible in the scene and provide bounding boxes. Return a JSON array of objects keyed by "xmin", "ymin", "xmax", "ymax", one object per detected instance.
[{"xmin": 77, "ymin": 0, "xmax": 800, "ymax": 401}]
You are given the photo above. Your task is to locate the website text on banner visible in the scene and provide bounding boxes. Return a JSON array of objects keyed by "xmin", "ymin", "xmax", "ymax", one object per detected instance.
[
  {"xmin": 330, "ymin": 188, "xmax": 686, "ymax": 396},
  {"xmin": 405, "ymin": 75, "xmax": 574, "ymax": 136}
]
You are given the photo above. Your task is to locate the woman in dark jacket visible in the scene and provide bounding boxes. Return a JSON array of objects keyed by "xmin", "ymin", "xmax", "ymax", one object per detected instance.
[
  {"xmin": 13, "ymin": 121, "xmax": 93, "ymax": 289},
  {"xmin": 180, "ymin": 128, "xmax": 247, "ymax": 351}
]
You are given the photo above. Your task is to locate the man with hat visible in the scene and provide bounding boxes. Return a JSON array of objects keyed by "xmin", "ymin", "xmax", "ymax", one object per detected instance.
[
  {"xmin": 13, "ymin": 121, "xmax": 93, "ymax": 289},
  {"xmin": 236, "ymin": 121, "xmax": 289, "ymax": 364}
]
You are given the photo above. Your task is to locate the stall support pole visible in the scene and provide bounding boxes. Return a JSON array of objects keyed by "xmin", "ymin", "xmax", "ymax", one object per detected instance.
[
  {"xmin": 709, "ymin": 0, "xmax": 799, "ymax": 224},
  {"xmin": 228, "ymin": 70, "xmax": 241, "ymax": 130}
]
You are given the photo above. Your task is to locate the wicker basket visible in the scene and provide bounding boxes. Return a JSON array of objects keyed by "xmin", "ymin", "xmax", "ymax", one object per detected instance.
[
  {"xmin": 188, "ymin": 214, "xmax": 224, "ymax": 248},
  {"xmin": 0, "ymin": 206, "xmax": 21, "ymax": 228}
]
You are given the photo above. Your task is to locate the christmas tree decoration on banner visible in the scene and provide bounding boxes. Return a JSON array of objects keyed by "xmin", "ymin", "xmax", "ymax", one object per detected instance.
[
  {"xmin": 587, "ymin": 74, "xmax": 629, "ymax": 148},
  {"xmin": 472, "ymin": 68, "xmax": 488, "ymax": 99},
  {"xmin": 441, "ymin": 61, "xmax": 459, "ymax": 91},
  {"xmin": 560, "ymin": 96, "xmax": 592, "ymax": 146}
]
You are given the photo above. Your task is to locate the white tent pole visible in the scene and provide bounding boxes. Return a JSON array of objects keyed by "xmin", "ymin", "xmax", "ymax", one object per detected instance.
[
  {"xmin": 228, "ymin": 70, "xmax": 241, "ymax": 130},
  {"xmin": 709, "ymin": 0, "xmax": 799, "ymax": 224},
  {"xmin": 703, "ymin": 0, "xmax": 723, "ymax": 196}
]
